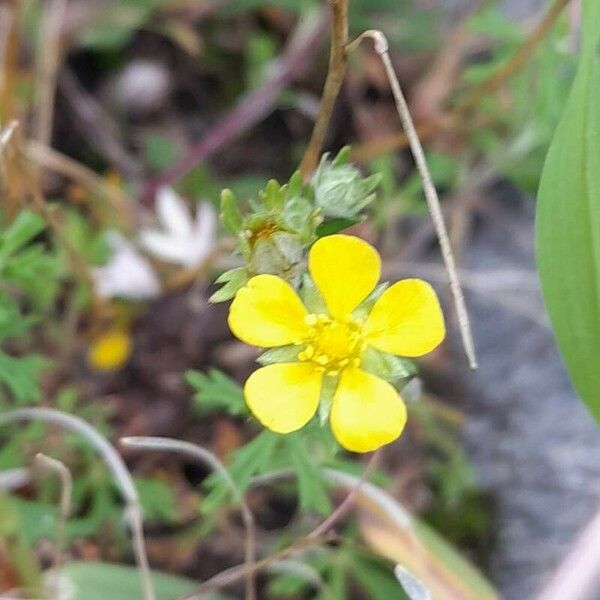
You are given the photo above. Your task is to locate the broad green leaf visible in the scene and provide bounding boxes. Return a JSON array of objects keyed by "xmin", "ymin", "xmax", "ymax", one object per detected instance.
[
  {"xmin": 61, "ymin": 561, "xmax": 229, "ymax": 600},
  {"xmin": 536, "ymin": 0, "xmax": 600, "ymax": 422}
]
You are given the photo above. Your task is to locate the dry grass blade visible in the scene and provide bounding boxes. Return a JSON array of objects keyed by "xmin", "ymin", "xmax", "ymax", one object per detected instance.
[{"xmin": 33, "ymin": 0, "xmax": 69, "ymax": 146}]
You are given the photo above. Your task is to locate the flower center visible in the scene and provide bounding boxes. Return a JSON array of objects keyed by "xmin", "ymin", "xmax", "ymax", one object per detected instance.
[{"xmin": 298, "ymin": 314, "xmax": 364, "ymax": 376}]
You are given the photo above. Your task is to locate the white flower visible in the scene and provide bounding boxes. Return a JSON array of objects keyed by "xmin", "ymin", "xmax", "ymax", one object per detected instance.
[
  {"xmin": 139, "ymin": 187, "xmax": 217, "ymax": 268},
  {"xmin": 92, "ymin": 231, "xmax": 160, "ymax": 300}
]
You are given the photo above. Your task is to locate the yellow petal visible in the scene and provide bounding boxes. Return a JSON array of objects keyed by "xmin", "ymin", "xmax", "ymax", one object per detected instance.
[
  {"xmin": 228, "ymin": 274, "xmax": 308, "ymax": 347},
  {"xmin": 309, "ymin": 234, "xmax": 380, "ymax": 320},
  {"xmin": 244, "ymin": 363, "xmax": 322, "ymax": 433},
  {"xmin": 330, "ymin": 368, "xmax": 407, "ymax": 453},
  {"xmin": 363, "ymin": 279, "xmax": 445, "ymax": 357}
]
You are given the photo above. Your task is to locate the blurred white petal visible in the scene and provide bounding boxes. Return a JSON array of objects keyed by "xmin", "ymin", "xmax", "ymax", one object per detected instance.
[
  {"xmin": 140, "ymin": 197, "xmax": 218, "ymax": 268},
  {"xmin": 139, "ymin": 230, "xmax": 191, "ymax": 265},
  {"xmin": 93, "ymin": 231, "xmax": 160, "ymax": 300},
  {"xmin": 156, "ymin": 187, "xmax": 193, "ymax": 237}
]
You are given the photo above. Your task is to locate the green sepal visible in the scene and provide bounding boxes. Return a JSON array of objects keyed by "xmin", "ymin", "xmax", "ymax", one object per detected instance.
[
  {"xmin": 260, "ymin": 179, "xmax": 285, "ymax": 211},
  {"xmin": 257, "ymin": 345, "xmax": 302, "ymax": 365},
  {"xmin": 220, "ymin": 189, "xmax": 243, "ymax": 234},
  {"xmin": 352, "ymin": 282, "xmax": 389, "ymax": 320},
  {"xmin": 281, "ymin": 193, "xmax": 313, "ymax": 235},
  {"xmin": 209, "ymin": 267, "xmax": 249, "ymax": 302},
  {"xmin": 360, "ymin": 346, "xmax": 415, "ymax": 383},
  {"xmin": 318, "ymin": 374, "xmax": 338, "ymax": 425},
  {"xmin": 316, "ymin": 216, "xmax": 362, "ymax": 238},
  {"xmin": 300, "ymin": 274, "xmax": 327, "ymax": 314}
]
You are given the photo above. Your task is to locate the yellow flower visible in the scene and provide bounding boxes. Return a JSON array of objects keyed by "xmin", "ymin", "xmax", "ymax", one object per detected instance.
[
  {"xmin": 228, "ymin": 234, "xmax": 445, "ymax": 453},
  {"xmin": 88, "ymin": 329, "xmax": 132, "ymax": 371}
]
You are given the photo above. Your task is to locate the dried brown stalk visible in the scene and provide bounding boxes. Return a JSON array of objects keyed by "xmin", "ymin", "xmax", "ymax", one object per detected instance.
[{"xmin": 298, "ymin": 0, "xmax": 349, "ymax": 177}]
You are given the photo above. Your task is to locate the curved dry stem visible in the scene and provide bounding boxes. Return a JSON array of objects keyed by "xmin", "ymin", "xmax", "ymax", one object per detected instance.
[
  {"xmin": 32, "ymin": 453, "xmax": 72, "ymax": 578},
  {"xmin": 121, "ymin": 436, "xmax": 256, "ymax": 600},
  {"xmin": 347, "ymin": 30, "xmax": 478, "ymax": 370},
  {"xmin": 351, "ymin": 0, "xmax": 570, "ymax": 162},
  {"xmin": 0, "ymin": 408, "xmax": 155, "ymax": 600}
]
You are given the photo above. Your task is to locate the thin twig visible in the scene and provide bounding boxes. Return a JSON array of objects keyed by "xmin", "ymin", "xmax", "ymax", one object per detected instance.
[
  {"xmin": 26, "ymin": 139, "xmax": 136, "ymax": 228},
  {"xmin": 140, "ymin": 9, "xmax": 329, "ymax": 205},
  {"xmin": 298, "ymin": 0, "xmax": 349, "ymax": 177},
  {"xmin": 121, "ymin": 436, "xmax": 257, "ymax": 600},
  {"xmin": 307, "ymin": 450, "xmax": 379, "ymax": 540},
  {"xmin": 348, "ymin": 30, "xmax": 477, "ymax": 369},
  {"xmin": 178, "ymin": 534, "xmax": 336, "ymax": 600},
  {"xmin": 32, "ymin": 453, "xmax": 72, "ymax": 579},
  {"xmin": 0, "ymin": 408, "xmax": 155, "ymax": 600},
  {"xmin": 178, "ymin": 451, "xmax": 380, "ymax": 599},
  {"xmin": 351, "ymin": 0, "xmax": 570, "ymax": 163},
  {"xmin": 34, "ymin": 0, "xmax": 68, "ymax": 146}
]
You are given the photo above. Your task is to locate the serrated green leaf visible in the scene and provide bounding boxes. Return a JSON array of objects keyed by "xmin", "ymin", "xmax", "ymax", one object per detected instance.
[
  {"xmin": 0, "ymin": 351, "xmax": 45, "ymax": 406},
  {"xmin": 536, "ymin": 0, "xmax": 600, "ymax": 422},
  {"xmin": 135, "ymin": 477, "xmax": 177, "ymax": 522},
  {"xmin": 186, "ymin": 369, "xmax": 247, "ymax": 416},
  {"xmin": 220, "ymin": 189, "xmax": 243, "ymax": 234},
  {"xmin": 202, "ymin": 430, "xmax": 279, "ymax": 512},
  {"xmin": 0, "ymin": 295, "xmax": 34, "ymax": 340},
  {"xmin": 287, "ymin": 435, "xmax": 332, "ymax": 516}
]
